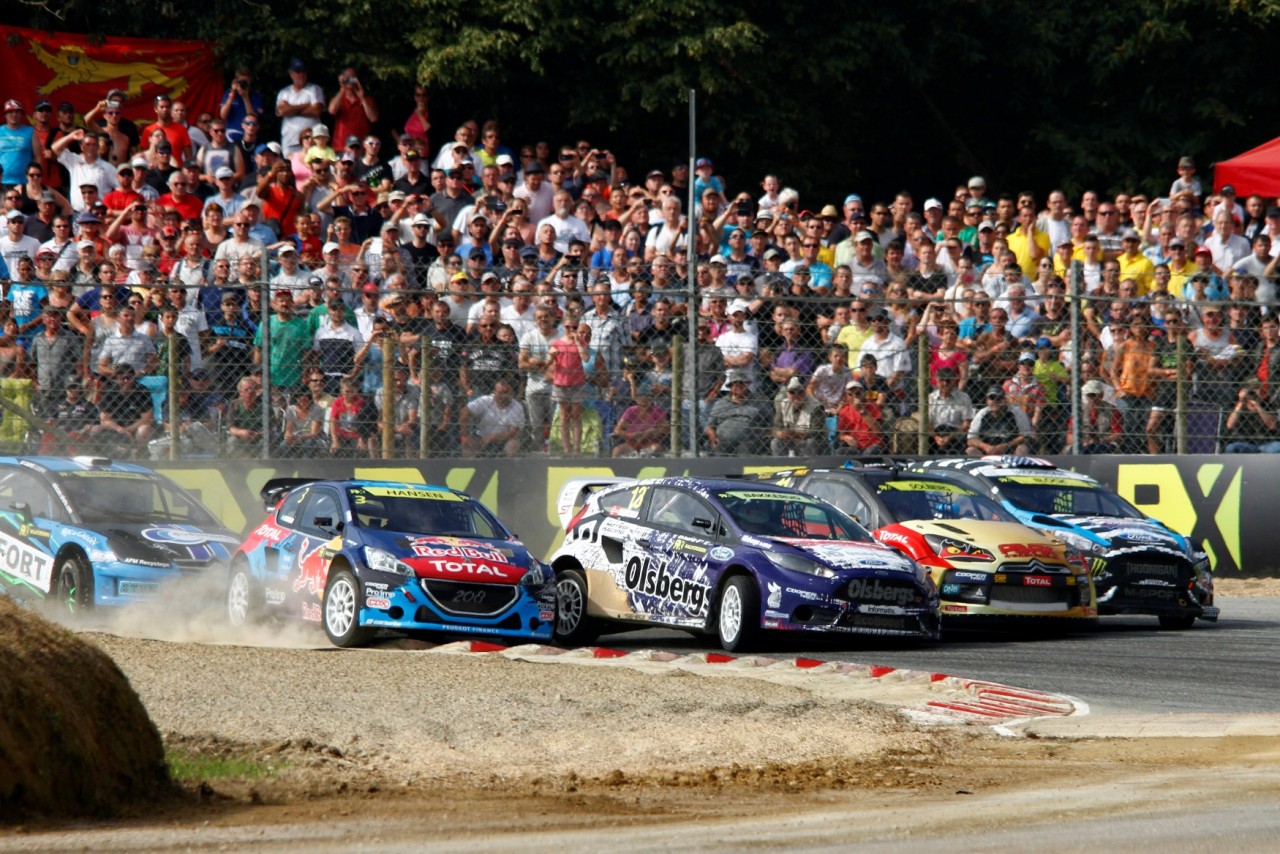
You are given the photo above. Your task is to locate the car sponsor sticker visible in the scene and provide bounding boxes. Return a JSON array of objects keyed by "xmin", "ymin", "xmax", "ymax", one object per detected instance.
[
  {"xmin": 879, "ymin": 479, "xmax": 978, "ymax": 495},
  {"xmin": 936, "ymin": 539, "xmax": 995, "ymax": 561},
  {"xmin": 859, "ymin": 603, "xmax": 905, "ymax": 615},
  {"xmin": 141, "ymin": 527, "xmax": 239, "ymax": 546},
  {"xmin": 623, "ymin": 554, "xmax": 709, "ymax": 615},
  {"xmin": 721, "ymin": 490, "xmax": 822, "ymax": 503},
  {"xmin": 354, "ymin": 486, "xmax": 464, "ymax": 501},
  {"xmin": 847, "ymin": 577, "xmax": 919, "ymax": 606},
  {"xmin": 365, "ymin": 596, "xmax": 391, "ymax": 609},
  {"xmin": 1023, "ymin": 575, "xmax": 1052, "ymax": 586},
  {"xmin": 942, "ymin": 604, "xmax": 969, "ymax": 613},
  {"xmin": 998, "ymin": 542, "xmax": 1060, "ymax": 559},
  {"xmin": 709, "ymin": 546, "xmax": 734, "ymax": 562},
  {"xmin": 766, "ymin": 581, "xmax": 782, "ymax": 608},
  {"xmin": 0, "ymin": 530, "xmax": 52, "ymax": 593},
  {"xmin": 948, "ymin": 570, "xmax": 989, "ymax": 583}
]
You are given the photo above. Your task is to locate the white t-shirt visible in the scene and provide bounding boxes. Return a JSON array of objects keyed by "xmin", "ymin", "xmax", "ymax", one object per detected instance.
[
  {"xmin": 275, "ymin": 83, "xmax": 325, "ymax": 155},
  {"xmin": 715, "ymin": 327, "xmax": 758, "ymax": 387},
  {"xmin": 520, "ymin": 326, "xmax": 556, "ymax": 394},
  {"xmin": 0, "ymin": 235, "xmax": 41, "ymax": 271},
  {"xmin": 535, "ymin": 213, "xmax": 590, "ymax": 253},
  {"xmin": 466, "ymin": 394, "xmax": 526, "ymax": 438},
  {"xmin": 513, "ymin": 182, "xmax": 554, "ymax": 223},
  {"xmin": 175, "ymin": 304, "xmax": 210, "ymax": 370}
]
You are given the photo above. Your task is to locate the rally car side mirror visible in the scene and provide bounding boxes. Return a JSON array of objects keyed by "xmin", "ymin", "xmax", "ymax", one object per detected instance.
[{"xmin": 9, "ymin": 502, "xmax": 32, "ymax": 525}]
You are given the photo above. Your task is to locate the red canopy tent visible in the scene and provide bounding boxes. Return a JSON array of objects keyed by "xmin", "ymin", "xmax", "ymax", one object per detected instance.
[{"xmin": 1214, "ymin": 136, "xmax": 1280, "ymax": 197}]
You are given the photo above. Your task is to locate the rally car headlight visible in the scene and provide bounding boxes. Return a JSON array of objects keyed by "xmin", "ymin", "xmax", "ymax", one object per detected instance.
[
  {"xmin": 364, "ymin": 547, "xmax": 414, "ymax": 577},
  {"xmin": 521, "ymin": 561, "xmax": 552, "ymax": 588},
  {"xmin": 1054, "ymin": 530, "xmax": 1107, "ymax": 557},
  {"xmin": 767, "ymin": 551, "xmax": 837, "ymax": 579}
]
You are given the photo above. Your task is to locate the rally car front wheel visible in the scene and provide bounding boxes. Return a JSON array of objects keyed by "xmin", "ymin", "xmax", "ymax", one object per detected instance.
[
  {"xmin": 226, "ymin": 562, "xmax": 258, "ymax": 628},
  {"xmin": 717, "ymin": 575, "xmax": 760, "ymax": 652},
  {"xmin": 51, "ymin": 553, "xmax": 93, "ymax": 618},
  {"xmin": 323, "ymin": 568, "xmax": 375, "ymax": 648},
  {"xmin": 553, "ymin": 568, "xmax": 599, "ymax": 646}
]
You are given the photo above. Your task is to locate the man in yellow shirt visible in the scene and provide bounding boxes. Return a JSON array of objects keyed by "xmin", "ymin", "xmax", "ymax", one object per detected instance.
[
  {"xmin": 1165, "ymin": 238, "xmax": 1196, "ymax": 294},
  {"xmin": 834, "ymin": 299, "xmax": 875, "ymax": 366},
  {"xmin": 1005, "ymin": 204, "xmax": 1049, "ymax": 276},
  {"xmin": 1117, "ymin": 228, "xmax": 1155, "ymax": 295}
]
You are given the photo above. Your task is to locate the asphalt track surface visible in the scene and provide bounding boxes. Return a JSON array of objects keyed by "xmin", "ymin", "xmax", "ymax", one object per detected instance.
[{"xmin": 592, "ymin": 597, "xmax": 1280, "ymax": 716}]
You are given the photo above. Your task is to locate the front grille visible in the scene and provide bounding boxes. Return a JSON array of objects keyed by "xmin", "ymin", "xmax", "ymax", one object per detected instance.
[
  {"xmin": 1116, "ymin": 556, "xmax": 1189, "ymax": 584},
  {"xmin": 840, "ymin": 612, "xmax": 919, "ymax": 632},
  {"xmin": 991, "ymin": 583, "xmax": 1078, "ymax": 606},
  {"xmin": 842, "ymin": 577, "xmax": 922, "ymax": 607},
  {"xmin": 420, "ymin": 579, "xmax": 518, "ymax": 616}
]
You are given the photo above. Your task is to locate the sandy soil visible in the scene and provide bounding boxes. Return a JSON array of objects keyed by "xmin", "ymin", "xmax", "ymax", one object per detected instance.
[{"xmin": 2, "ymin": 584, "xmax": 1278, "ymax": 851}]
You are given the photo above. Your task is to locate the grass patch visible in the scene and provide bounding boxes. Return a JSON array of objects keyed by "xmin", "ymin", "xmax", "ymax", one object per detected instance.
[{"xmin": 166, "ymin": 749, "xmax": 278, "ymax": 783}]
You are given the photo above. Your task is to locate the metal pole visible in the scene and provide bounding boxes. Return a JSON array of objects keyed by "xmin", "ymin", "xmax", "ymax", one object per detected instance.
[
  {"xmin": 1175, "ymin": 333, "xmax": 1187, "ymax": 454},
  {"xmin": 1069, "ymin": 271, "xmax": 1081, "ymax": 454},
  {"xmin": 916, "ymin": 332, "xmax": 928, "ymax": 455},
  {"xmin": 418, "ymin": 335, "xmax": 430, "ymax": 459},
  {"xmin": 259, "ymin": 250, "xmax": 272, "ymax": 460},
  {"xmin": 671, "ymin": 335, "xmax": 684, "ymax": 457},
  {"xmin": 167, "ymin": 333, "xmax": 179, "ymax": 461},
  {"xmin": 686, "ymin": 88, "xmax": 699, "ymax": 456},
  {"xmin": 381, "ymin": 336, "xmax": 394, "ymax": 458}
]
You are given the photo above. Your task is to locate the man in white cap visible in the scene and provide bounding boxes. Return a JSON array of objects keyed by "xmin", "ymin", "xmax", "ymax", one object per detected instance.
[
  {"xmin": 716, "ymin": 299, "xmax": 758, "ymax": 390},
  {"xmin": 771, "ymin": 375, "xmax": 824, "ymax": 456},
  {"xmin": 203, "ymin": 165, "xmax": 246, "ymax": 218}
]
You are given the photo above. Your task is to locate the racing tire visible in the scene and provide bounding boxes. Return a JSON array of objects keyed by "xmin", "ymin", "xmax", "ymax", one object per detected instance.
[
  {"xmin": 716, "ymin": 575, "xmax": 760, "ymax": 652},
  {"xmin": 226, "ymin": 562, "xmax": 259, "ymax": 628},
  {"xmin": 1158, "ymin": 614, "xmax": 1196, "ymax": 630},
  {"xmin": 51, "ymin": 552, "xmax": 94, "ymax": 618},
  {"xmin": 553, "ymin": 569, "xmax": 600, "ymax": 646},
  {"xmin": 323, "ymin": 568, "xmax": 375, "ymax": 648}
]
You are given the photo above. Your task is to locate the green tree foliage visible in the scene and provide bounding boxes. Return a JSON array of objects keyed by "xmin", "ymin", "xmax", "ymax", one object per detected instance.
[{"xmin": 7, "ymin": 0, "xmax": 1280, "ymax": 203}]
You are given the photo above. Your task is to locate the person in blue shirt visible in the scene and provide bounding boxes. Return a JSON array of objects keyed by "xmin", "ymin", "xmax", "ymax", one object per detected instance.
[{"xmin": 219, "ymin": 67, "xmax": 264, "ymax": 142}]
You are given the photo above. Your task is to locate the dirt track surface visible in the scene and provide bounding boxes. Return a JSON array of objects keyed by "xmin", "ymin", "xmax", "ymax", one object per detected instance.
[{"xmin": 3, "ymin": 583, "xmax": 1279, "ymax": 851}]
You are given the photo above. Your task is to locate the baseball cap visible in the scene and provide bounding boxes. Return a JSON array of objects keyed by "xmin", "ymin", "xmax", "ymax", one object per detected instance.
[
  {"xmin": 277, "ymin": 243, "xmax": 297, "ymax": 254},
  {"xmin": 1018, "ymin": 352, "xmax": 1036, "ymax": 364},
  {"xmin": 161, "ymin": 226, "xmax": 178, "ymax": 238},
  {"xmin": 388, "ymin": 190, "xmax": 407, "ymax": 203},
  {"xmin": 288, "ymin": 58, "xmax": 307, "ymax": 72},
  {"xmin": 345, "ymin": 135, "xmax": 362, "ymax": 148},
  {"xmin": 845, "ymin": 379, "xmax": 865, "ymax": 391},
  {"xmin": 115, "ymin": 162, "xmax": 132, "ymax": 174},
  {"xmin": 924, "ymin": 197, "xmax": 943, "ymax": 211},
  {"xmin": 786, "ymin": 376, "xmax": 806, "ymax": 392},
  {"xmin": 986, "ymin": 385, "xmax": 1006, "ymax": 399},
  {"xmin": 311, "ymin": 123, "xmax": 330, "ymax": 138},
  {"xmin": 1194, "ymin": 246, "xmax": 1212, "ymax": 257},
  {"xmin": 1178, "ymin": 156, "xmax": 1195, "ymax": 169},
  {"xmin": 855, "ymin": 230, "xmax": 876, "ymax": 242},
  {"xmin": 495, "ymin": 154, "xmax": 514, "ymax": 166},
  {"xmin": 322, "ymin": 241, "xmax": 340, "ymax": 254},
  {"xmin": 362, "ymin": 282, "xmax": 380, "ymax": 293},
  {"xmin": 844, "ymin": 194, "xmax": 862, "ymax": 206},
  {"xmin": 709, "ymin": 254, "xmax": 727, "ymax": 266},
  {"xmin": 130, "ymin": 155, "xmax": 148, "ymax": 168},
  {"xmin": 695, "ymin": 157, "xmax": 713, "ymax": 168},
  {"xmin": 5, "ymin": 210, "xmax": 24, "ymax": 222},
  {"xmin": 1083, "ymin": 379, "xmax": 1107, "ymax": 396},
  {"xmin": 728, "ymin": 298, "xmax": 751, "ymax": 315},
  {"xmin": 725, "ymin": 369, "xmax": 749, "ymax": 384},
  {"xmin": 214, "ymin": 166, "xmax": 234, "ymax": 180},
  {"xmin": 1121, "ymin": 227, "xmax": 1140, "ymax": 241},
  {"xmin": 307, "ymin": 275, "xmax": 324, "ymax": 288},
  {"xmin": 524, "ymin": 161, "xmax": 545, "ymax": 174},
  {"xmin": 977, "ymin": 221, "xmax": 995, "ymax": 232},
  {"xmin": 156, "ymin": 141, "xmax": 172, "ymax": 154},
  {"xmin": 76, "ymin": 212, "xmax": 102, "ymax": 225},
  {"xmin": 968, "ymin": 176, "xmax": 986, "ymax": 189},
  {"xmin": 411, "ymin": 213, "xmax": 432, "ymax": 226},
  {"xmin": 1036, "ymin": 337, "xmax": 1053, "ymax": 349},
  {"xmin": 3, "ymin": 99, "xmax": 23, "ymax": 113},
  {"xmin": 762, "ymin": 248, "xmax": 782, "ymax": 261},
  {"xmin": 1221, "ymin": 184, "xmax": 1236, "ymax": 195},
  {"xmin": 451, "ymin": 271, "xmax": 470, "ymax": 283}
]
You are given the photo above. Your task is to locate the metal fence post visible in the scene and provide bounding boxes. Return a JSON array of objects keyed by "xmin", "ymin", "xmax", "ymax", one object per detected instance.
[
  {"xmin": 167, "ymin": 333, "xmax": 179, "ymax": 461},
  {"xmin": 381, "ymin": 335, "xmax": 394, "ymax": 458},
  {"xmin": 916, "ymin": 332, "xmax": 928, "ymax": 455},
  {"xmin": 671, "ymin": 335, "xmax": 684, "ymax": 457},
  {"xmin": 418, "ymin": 337, "xmax": 431, "ymax": 459},
  {"xmin": 259, "ymin": 253, "xmax": 272, "ymax": 460},
  {"xmin": 1176, "ymin": 332, "xmax": 1187, "ymax": 454}
]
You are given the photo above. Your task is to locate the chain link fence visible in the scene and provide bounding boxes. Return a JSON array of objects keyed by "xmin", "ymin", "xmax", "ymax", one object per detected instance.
[{"xmin": 4, "ymin": 251, "xmax": 1274, "ymax": 461}]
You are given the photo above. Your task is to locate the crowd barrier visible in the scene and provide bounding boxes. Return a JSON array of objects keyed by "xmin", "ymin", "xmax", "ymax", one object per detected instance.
[{"xmin": 148, "ymin": 453, "xmax": 1273, "ymax": 576}]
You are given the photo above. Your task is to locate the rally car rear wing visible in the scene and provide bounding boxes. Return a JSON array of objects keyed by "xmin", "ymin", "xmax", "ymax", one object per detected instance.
[
  {"xmin": 259, "ymin": 477, "xmax": 322, "ymax": 510},
  {"xmin": 555, "ymin": 477, "xmax": 634, "ymax": 529}
]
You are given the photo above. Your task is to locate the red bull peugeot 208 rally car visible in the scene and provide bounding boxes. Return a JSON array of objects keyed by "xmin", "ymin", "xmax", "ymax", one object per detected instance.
[
  {"xmin": 550, "ymin": 476, "xmax": 940, "ymax": 651},
  {"xmin": 228, "ymin": 478, "xmax": 556, "ymax": 647}
]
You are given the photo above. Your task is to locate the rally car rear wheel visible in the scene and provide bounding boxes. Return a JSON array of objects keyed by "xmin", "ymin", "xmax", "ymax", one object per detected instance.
[
  {"xmin": 51, "ymin": 553, "xmax": 93, "ymax": 618},
  {"xmin": 323, "ymin": 568, "xmax": 374, "ymax": 648},
  {"xmin": 553, "ymin": 569, "xmax": 599, "ymax": 646},
  {"xmin": 717, "ymin": 575, "xmax": 760, "ymax": 652},
  {"xmin": 226, "ymin": 563, "xmax": 257, "ymax": 628}
]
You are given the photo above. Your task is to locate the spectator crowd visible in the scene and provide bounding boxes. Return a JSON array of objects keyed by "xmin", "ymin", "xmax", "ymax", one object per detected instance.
[{"xmin": 1, "ymin": 63, "xmax": 1278, "ymax": 458}]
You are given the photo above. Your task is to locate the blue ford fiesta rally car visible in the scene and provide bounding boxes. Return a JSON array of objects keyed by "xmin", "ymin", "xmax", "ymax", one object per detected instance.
[
  {"xmin": 550, "ymin": 477, "xmax": 940, "ymax": 651},
  {"xmin": 911, "ymin": 456, "xmax": 1217, "ymax": 629},
  {"xmin": 229, "ymin": 478, "xmax": 556, "ymax": 647},
  {"xmin": 0, "ymin": 456, "xmax": 237, "ymax": 615}
]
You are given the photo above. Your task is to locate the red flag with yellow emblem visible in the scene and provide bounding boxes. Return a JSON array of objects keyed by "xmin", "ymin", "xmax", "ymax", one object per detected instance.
[{"xmin": 0, "ymin": 24, "xmax": 221, "ymax": 119}]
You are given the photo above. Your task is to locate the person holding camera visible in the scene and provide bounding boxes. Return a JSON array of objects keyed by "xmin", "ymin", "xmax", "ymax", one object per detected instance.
[
  {"xmin": 328, "ymin": 68, "xmax": 379, "ymax": 148},
  {"xmin": 1223, "ymin": 379, "xmax": 1280, "ymax": 453},
  {"xmin": 219, "ymin": 66, "xmax": 263, "ymax": 143}
]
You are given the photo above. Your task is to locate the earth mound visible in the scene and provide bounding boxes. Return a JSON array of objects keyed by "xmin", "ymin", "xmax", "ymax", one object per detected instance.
[{"xmin": 0, "ymin": 597, "xmax": 171, "ymax": 819}]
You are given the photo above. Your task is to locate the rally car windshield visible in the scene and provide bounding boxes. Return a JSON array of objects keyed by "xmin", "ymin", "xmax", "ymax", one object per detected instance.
[
  {"xmin": 346, "ymin": 487, "xmax": 510, "ymax": 539},
  {"xmin": 59, "ymin": 471, "xmax": 220, "ymax": 525},
  {"xmin": 715, "ymin": 490, "xmax": 873, "ymax": 542},
  {"xmin": 994, "ymin": 477, "xmax": 1144, "ymax": 519},
  {"xmin": 875, "ymin": 480, "xmax": 1015, "ymax": 523}
]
